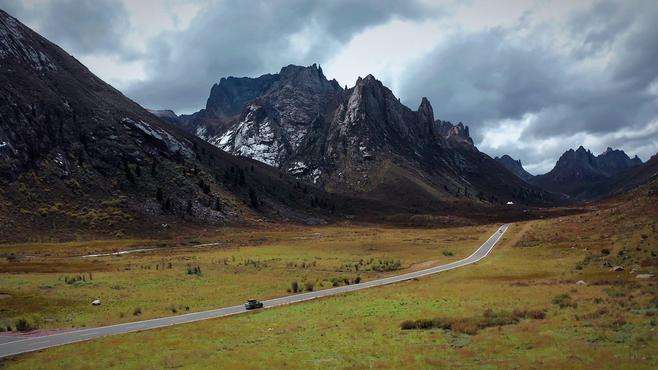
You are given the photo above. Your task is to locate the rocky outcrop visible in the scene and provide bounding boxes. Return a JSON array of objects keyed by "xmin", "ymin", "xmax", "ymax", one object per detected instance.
[{"xmin": 436, "ymin": 120, "xmax": 474, "ymax": 146}]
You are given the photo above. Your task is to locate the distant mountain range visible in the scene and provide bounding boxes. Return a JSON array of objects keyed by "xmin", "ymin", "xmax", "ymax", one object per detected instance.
[
  {"xmin": 157, "ymin": 64, "xmax": 552, "ymax": 207},
  {"xmin": 495, "ymin": 147, "xmax": 650, "ymax": 200}
]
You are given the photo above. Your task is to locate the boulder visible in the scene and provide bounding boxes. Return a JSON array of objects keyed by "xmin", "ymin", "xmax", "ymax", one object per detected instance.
[
  {"xmin": 611, "ymin": 266, "xmax": 624, "ymax": 272},
  {"xmin": 91, "ymin": 299, "xmax": 101, "ymax": 306},
  {"xmin": 576, "ymin": 280, "xmax": 587, "ymax": 285},
  {"xmin": 636, "ymin": 274, "xmax": 654, "ymax": 279}
]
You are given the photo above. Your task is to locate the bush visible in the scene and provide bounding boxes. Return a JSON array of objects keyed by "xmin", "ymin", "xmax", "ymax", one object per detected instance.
[
  {"xmin": 15, "ymin": 318, "xmax": 36, "ymax": 332},
  {"xmin": 443, "ymin": 250, "xmax": 454, "ymax": 257},
  {"xmin": 353, "ymin": 276, "xmax": 362, "ymax": 284},
  {"xmin": 400, "ymin": 308, "xmax": 546, "ymax": 334},
  {"xmin": 291, "ymin": 281, "xmax": 300, "ymax": 293},
  {"xmin": 400, "ymin": 320, "xmax": 417, "ymax": 330},
  {"xmin": 304, "ymin": 281, "xmax": 315, "ymax": 292},
  {"xmin": 133, "ymin": 307, "xmax": 142, "ymax": 316},
  {"xmin": 186, "ymin": 265, "xmax": 202, "ymax": 276},
  {"xmin": 552, "ymin": 293, "xmax": 577, "ymax": 309},
  {"xmin": 601, "ymin": 248, "xmax": 611, "ymax": 255}
]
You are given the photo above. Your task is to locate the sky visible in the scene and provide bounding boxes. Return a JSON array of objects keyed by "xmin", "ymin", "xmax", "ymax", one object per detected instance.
[{"xmin": 2, "ymin": 0, "xmax": 657, "ymax": 174}]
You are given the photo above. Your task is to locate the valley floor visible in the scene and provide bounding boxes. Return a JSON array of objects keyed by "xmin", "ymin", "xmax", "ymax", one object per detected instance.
[{"xmin": 0, "ymin": 184, "xmax": 656, "ymax": 368}]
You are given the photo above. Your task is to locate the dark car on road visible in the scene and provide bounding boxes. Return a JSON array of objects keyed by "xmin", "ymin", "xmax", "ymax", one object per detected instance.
[{"xmin": 245, "ymin": 299, "xmax": 264, "ymax": 310}]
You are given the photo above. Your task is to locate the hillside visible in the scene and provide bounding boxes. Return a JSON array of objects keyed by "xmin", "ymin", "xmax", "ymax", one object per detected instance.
[{"xmin": 0, "ymin": 10, "xmax": 381, "ymax": 241}]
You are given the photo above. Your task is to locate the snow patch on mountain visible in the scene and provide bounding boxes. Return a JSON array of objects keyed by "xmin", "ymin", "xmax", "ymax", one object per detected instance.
[{"xmin": 122, "ymin": 117, "xmax": 192, "ymax": 158}]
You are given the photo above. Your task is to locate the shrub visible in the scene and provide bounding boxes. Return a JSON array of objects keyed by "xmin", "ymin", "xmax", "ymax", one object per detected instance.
[
  {"xmin": 525, "ymin": 310, "xmax": 546, "ymax": 320},
  {"xmin": 353, "ymin": 276, "xmax": 362, "ymax": 284},
  {"xmin": 443, "ymin": 250, "xmax": 454, "ymax": 257},
  {"xmin": 371, "ymin": 259, "xmax": 402, "ymax": 272},
  {"xmin": 552, "ymin": 293, "xmax": 577, "ymax": 309},
  {"xmin": 612, "ymin": 316, "xmax": 627, "ymax": 328},
  {"xmin": 186, "ymin": 265, "xmax": 202, "ymax": 276},
  {"xmin": 400, "ymin": 308, "xmax": 546, "ymax": 334},
  {"xmin": 291, "ymin": 281, "xmax": 300, "ymax": 293},
  {"xmin": 400, "ymin": 320, "xmax": 417, "ymax": 330},
  {"xmin": 133, "ymin": 307, "xmax": 142, "ymax": 316},
  {"xmin": 451, "ymin": 319, "xmax": 479, "ymax": 335},
  {"xmin": 601, "ymin": 248, "xmax": 611, "ymax": 255},
  {"xmin": 304, "ymin": 281, "xmax": 315, "ymax": 292},
  {"xmin": 15, "ymin": 318, "xmax": 36, "ymax": 332}
]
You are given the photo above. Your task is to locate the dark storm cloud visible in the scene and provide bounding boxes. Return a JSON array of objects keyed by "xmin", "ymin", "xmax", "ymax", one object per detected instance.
[
  {"xmin": 37, "ymin": 0, "xmax": 133, "ymax": 56},
  {"xmin": 125, "ymin": 0, "xmax": 436, "ymax": 112},
  {"xmin": 399, "ymin": 0, "xmax": 658, "ymax": 173},
  {"xmin": 0, "ymin": 0, "xmax": 133, "ymax": 57}
]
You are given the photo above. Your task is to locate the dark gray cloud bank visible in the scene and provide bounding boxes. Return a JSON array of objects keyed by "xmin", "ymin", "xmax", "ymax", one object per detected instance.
[
  {"xmin": 400, "ymin": 0, "xmax": 658, "ymax": 172},
  {"xmin": 126, "ymin": 0, "xmax": 437, "ymax": 113},
  {"xmin": 0, "ymin": 0, "xmax": 134, "ymax": 56},
  {"xmin": 1, "ymin": 0, "xmax": 657, "ymax": 174}
]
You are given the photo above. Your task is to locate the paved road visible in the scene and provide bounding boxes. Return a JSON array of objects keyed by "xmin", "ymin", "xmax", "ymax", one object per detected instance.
[{"xmin": 0, "ymin": 224, "xmax": 509, "ymax": 358}]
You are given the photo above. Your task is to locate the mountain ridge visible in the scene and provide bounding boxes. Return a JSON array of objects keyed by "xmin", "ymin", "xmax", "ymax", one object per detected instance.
[
  {"xmin": 531, "ymin": 145, "xmax": 643, "ymax": 199},
  {"xmin": 168, "ymin": 64, "xmax": 553, "ymax": 207}
]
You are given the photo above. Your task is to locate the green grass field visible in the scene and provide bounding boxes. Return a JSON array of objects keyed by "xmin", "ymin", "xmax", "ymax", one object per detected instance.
[
  {"xmin": 1, "ymin": 187, "xmax": 656, "ymax": 369},
  {"xmin": 0, "ymin": 225, "xmax": 495, "ymax": 330}
]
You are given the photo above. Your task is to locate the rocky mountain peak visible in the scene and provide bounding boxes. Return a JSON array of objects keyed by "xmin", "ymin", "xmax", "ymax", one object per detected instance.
[
  {"xmin": 436, "ymin": 120, "xmax": 474, "ymax": 146},
  {"xmin": 533, "ymin": 145, "xmax": 645, "ymax": 198},
  {"xmin": 495, "ymin": 155, "xmax": 534, "ymax": 182},
  {"xmin": 417, "ymin": 97, "xmax": 435, "ymax": 136}
]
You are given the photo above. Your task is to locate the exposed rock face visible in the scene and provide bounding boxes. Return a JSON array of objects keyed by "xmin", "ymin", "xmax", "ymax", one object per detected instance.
[
  {"xmin": 174, "ymin": 65, "xmax": 552, "ymax": 206},
  {"xmin": 495, "ymin": 155, "xmax": 534, "ymax": 182},
  {"xmin": 531, "ymin": 146, "xmax": 644, "ymax": 199},
  {"xmin": 436, "ymin": 120, "xmax": 474, "ymax": 146}
]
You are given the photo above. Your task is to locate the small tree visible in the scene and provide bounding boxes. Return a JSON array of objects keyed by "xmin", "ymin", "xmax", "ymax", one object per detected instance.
[{"xmin": 249, "ymin": 188, "xmax": 259, "ymax": 208}]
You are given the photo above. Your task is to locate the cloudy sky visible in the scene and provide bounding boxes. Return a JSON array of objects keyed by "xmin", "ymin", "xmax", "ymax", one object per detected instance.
[{"xmin": 3, "ymin": 0, "xmax": 657, "ymax": 174}]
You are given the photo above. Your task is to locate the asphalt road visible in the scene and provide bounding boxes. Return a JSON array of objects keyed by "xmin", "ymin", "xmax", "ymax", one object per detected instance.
[{"xmin": 0, "ymin": 223, "xmax": 509, "ymax": 359}]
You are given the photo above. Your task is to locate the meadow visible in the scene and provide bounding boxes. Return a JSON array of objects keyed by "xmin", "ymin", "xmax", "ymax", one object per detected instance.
[
  {"xmin": 0, "ymin": 225, "xmax": 495, "ymax": 330},
  {"xmin": 1, "ymin": 183, "xmax": 656, "ymax": 368}
]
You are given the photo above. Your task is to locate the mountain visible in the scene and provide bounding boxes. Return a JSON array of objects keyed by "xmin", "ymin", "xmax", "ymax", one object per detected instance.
[
  {"xmin": 0, "ymin": 10, "xmax": 379, "ymax": 240},
  {"xmin": 494, "ymin": 155, "xmax": 534, "ymax": 182},
  {"xmin": 173, "ymin": 64, "xmax": 553, "ymax": 207},
  {"xmin": 596, "ymin": 147, "xmax": 643, "ymax": 175},
  {"xmin": 531, "ymin": 146, "xmax": 643, "ymax": 199},
  {"xmin": 147, "ymin": 109, "xmax": 180, "ymax": 125}
]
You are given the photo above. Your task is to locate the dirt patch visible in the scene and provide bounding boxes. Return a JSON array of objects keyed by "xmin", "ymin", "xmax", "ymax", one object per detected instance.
[
  {"xmin": 508, "ymin": 221, "xmax": 536, "ymax": 248},
  {"xmin": 408, "ymin": 260, "xmax": 441, "ymax": 272}
]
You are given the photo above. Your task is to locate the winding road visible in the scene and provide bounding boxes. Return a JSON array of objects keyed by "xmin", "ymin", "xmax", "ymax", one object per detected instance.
[{"xmin": 0, "ymin": 223, "xmax": 509, "ymax": 359}]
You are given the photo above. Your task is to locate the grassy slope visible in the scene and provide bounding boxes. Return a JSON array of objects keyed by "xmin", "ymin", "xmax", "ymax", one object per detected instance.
[{"xmin": 2, "ymin": 182, "xmax": 657, "ymax": 368}]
